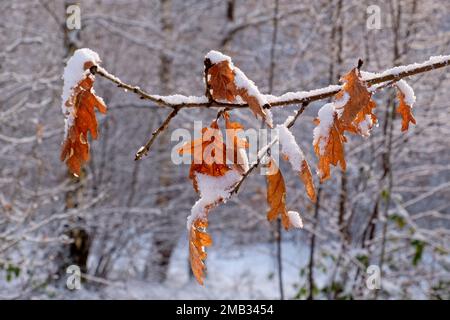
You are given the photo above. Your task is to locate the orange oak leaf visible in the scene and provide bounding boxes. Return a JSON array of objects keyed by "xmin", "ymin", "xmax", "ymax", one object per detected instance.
[
  {"xmin": 206, "ymin": 55, "xmax": 272, "ymax": 127},
  {"xmin": 346, "ymin": 99, "xmax": 377, "ymax": 137},
  {"xmin": 61, "ymin": 71, "xmax": 107, "ymax": 176},
  {"xmin": 179, "ymin": 121, "xmax": 230, "ymax": 191},
  {"xmin": 313, "ymin": 66, "xmax": 377, "ymax": 182},
  {"xmin": 187, "ymin": 169, "xmax": 241, "ymax": 285},
  {"xmin": 336, "ymin": 68, "xmax": 376, "ymax": 129},
  {"xmin": 299, "ymin": 160, "xmax": 317, "ymax": 202},
  {"xmin": 396, "ymin": 89, "xmax": 416, "ymax": 132},
  {"xmin": 189, "ymin": 217, "xmax": 212, "ymax": 285},
  {"xmin": 207, "ymin": 61, "xmax": 236, "ymax": 102},
  {"xmin": 313, "ymin": 113, "xmax": 347, "ymax": 182},
  {"xmin": 266, "ymin": 159, "xmax": 292, "ymax": 230}
]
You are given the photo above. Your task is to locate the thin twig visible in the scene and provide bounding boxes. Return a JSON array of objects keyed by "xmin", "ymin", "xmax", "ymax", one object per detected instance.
[{"xmin": 134, "ymin": 107, "xmax": 180, "ymax": 160}]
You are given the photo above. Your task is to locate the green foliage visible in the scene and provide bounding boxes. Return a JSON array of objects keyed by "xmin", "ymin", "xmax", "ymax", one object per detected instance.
[
  {"xmin": 411, "ymin": 239, "xmax": 426, "ymax": 266},
  {"xmin": 356, "ymin": 254, "xmax": 369, "ymax": 268},
  {"xmin": 389, "ymin": 214, "xmax": 406, "ymax": 229},
  {"xmin": 0, "ymin": 263, "xmax": 21, "ymax": 282}
]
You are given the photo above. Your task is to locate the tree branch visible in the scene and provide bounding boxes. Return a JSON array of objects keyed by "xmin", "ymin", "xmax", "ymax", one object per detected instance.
[
  {"xmin": 90, "ymin": 55, "xmax": 450, "ymax": 110},
  {"xmin": 134, "ymin": 107, "xmax": 180, "ymax": 160}
]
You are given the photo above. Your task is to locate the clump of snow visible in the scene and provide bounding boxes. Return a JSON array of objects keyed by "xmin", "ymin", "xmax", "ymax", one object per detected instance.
[
  {"xmin": 61, "ymin": 48, "xmax": 101, "ymax": 137},
  {"xmin": 152, "ymin": 94, "xmax": 209, "ymax": 105},
  {"xmin": 287, "ymin": 211, "xmax": 303, "ymax": 229},
  {"xmin": 312, "ymin": 103, "xmax": 336, "ymax": 154},
  {"xmin": 205, "ymin": 50, "xmax": 232, "ymax": 65},
  {"xmin": 276, "ymin": 124, "xmax": 305, "ymax": 172},
  {"xmin": 396, "ymin": 79, "xmax": 416, "ymax": 106},
  {"xmin": 358, "ymin": 114, "xmax": 375, "ymax": 137},
  {"xmin": 187, "ymin": 170, "xmax": 241, "ymax": 229},
  {"xmin": 333, "ymin": 92, "xmax": 350, "ymax": 117}
]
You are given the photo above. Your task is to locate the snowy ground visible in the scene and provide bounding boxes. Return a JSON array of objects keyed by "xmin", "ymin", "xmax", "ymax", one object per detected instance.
[{"xmin": 60, "ymin": 240, "xmax": 313, "ymax": 300}]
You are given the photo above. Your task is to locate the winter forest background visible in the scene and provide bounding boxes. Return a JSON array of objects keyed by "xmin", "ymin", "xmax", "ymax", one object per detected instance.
[{"xmin": 1, "ymin": 0, "xmax": 449, "ymax": 299}]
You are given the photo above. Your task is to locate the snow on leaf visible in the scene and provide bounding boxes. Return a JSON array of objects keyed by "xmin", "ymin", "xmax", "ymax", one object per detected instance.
[
  {"xmin": 187, "ymin": 169, "xmax": 241, "ymax": 285},
  {"xmin": 336, "ymin": 68, "xmax": 378, "ymax": 136},
  {"xmin": 205, "ymin": 50, "xmax": 273, "ymax": 127},
  {"xmin": 60, "ymin": 49, "xmax": 106, "ymax": 176},
  {"xmin": 313, "ymin": 111, "xmax": 346, "ymax": 182},
  {"xmin": 336, "ymin": 68, "xmax": 373, "ymax": 125},
  {"xmin": 313, "ymin": 66, "xmax": 378, "ymax": 181},
  {"xmin": 180, "ymin": 114, "xmax": 246, "ymax": 284},
  {"xmin": 395, "ymin": 80, "xmax": 416, "ymax": 132},
  {"xmin": 276, "ymin": 124, "xmax": 316, "ymax": 202},
  {"xmin": 179, "ymin": 121, "xmax": 229, "ymax": 191},
  {"xmin": 350, "ymin": 100, "xmax": 377, "ymax": 137}
]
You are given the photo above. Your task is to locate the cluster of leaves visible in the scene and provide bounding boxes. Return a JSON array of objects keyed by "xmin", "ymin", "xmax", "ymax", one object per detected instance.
[
  {"xmin": 313, "ymin": 67, "xmax": 416, "ymax": 182},
  {"xmin": 59, "ymin": 51, "xmax": 418, "ymax": 286},
  {"xmin": 178, "ymin": 56, "xmax": 317, "ymax": 284},
  {"xmin": 178, "ymin": 113, "xmax": 248, "ymax": 283}
]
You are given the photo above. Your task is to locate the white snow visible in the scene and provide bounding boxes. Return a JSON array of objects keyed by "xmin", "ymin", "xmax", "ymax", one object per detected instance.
[
  {"xmin": 264, "ymin": 108, "xmax": 274, "ymax": 128},
  {"xmin": 312, "ymin": 103, "xmax": 336, "ymax": 154},
  {"xmin": 396, "ymin": 79, "xmax": 416, "ymax": 106},
  {"xmin": 187, "ymin": 170, "xmax": 241, "ymax": 229},
  {"xmin": 287, "ymin": 211, "xmax": 303, "ymax": 229},
  {"xmin": 205, "ymin": 50, "xmax": 232, "ymax": 65},
  {"xmin": 362, "ymin": 55, "xmax": 450, "ymax": 81},
  {"xmin": 276, "ymin": 124, "xmax": 305, "ymax": 172},
  {"xmin": 61, "ymin": 48, "xmax": 101, "ymax": 137},
  {"xmin": 262, "ymin": 55, "xmax": 449, "ymax": 107},
  {"xmin": 152, "ymin": 94, "xmax": 209, "ymax": 105},
  {"xmin": 333, "ymin": 92, "xmax": 350, "ymax": 117},
  {"xmin": 358, "ymin": 114, "xmax": 374, "ymax": 137},
  {"xmin": 265, "ymin": 85, "xmax": 342, "ymax": 104}
]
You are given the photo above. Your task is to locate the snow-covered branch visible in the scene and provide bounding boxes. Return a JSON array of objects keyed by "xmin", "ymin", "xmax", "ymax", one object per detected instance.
[{"xmin": 90, "ymin": 55, "xmax": 450, "ymax": 110}]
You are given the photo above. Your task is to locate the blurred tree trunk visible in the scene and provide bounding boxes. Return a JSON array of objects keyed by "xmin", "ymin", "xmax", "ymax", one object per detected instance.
[
  {"xmin": 226, "ymin": 0, "xmax": 235, "ymax": 21},
  {"xmin": 145, "ymin": 0, "xmax": 177, "ymax": 282}
]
